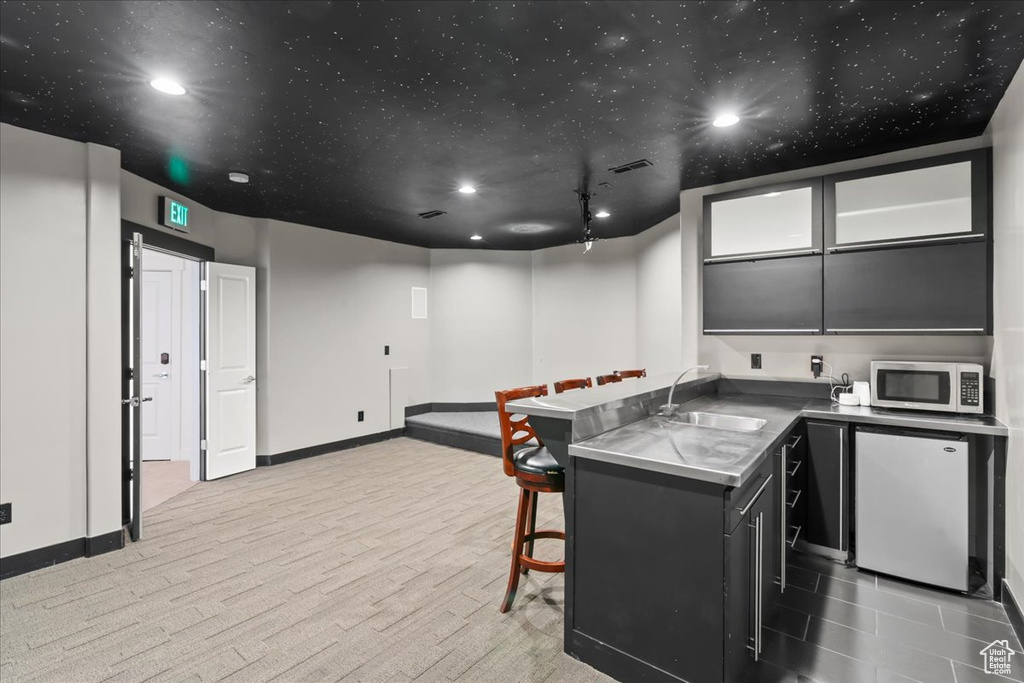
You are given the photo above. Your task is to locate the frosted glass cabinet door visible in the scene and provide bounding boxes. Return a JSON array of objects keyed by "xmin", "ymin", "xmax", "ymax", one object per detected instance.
[
  {"xmin": 703, "ymin": 179, "xmax": 822, "ymax": 262},
  {"xmin": 825, "ymin": 148, "xmax": 989, "ymax": 250}
]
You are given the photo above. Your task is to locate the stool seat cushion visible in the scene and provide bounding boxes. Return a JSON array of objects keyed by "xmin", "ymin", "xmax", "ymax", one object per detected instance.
[{"xmin": 513, "ymin": 446, "xmax": 563, "ymax": 476}]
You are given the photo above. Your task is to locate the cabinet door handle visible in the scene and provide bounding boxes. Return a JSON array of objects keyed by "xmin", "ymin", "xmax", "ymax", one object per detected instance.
[
  {"xmin": 788, "ymin": 460, "xmax": 802, "ymax": 476},
  {"xmin": 827, "ymin": 233, "xmax": 985, "ymax": 252},
  {"xmin": 705, "ymin": 328, "xmax": 821, "ymax": 334},
  {"xmin": 838, "ymin": 427, "xmax": 845, "ymax": 551},
  {"xmin": 788, "ymin": 524, "xmax": 803, "ymax": 548},
  {"xmin": 787, "ymin": 434, "xmax": 803, "ymax": 449},
  {"xmin": 747, "ymin": 511, "xmax": 763, "ymax": 660},
  {"xmin": 705, "ymin": 248, "xmax": 820, "ymax": 263},
  {"xmin": 780, "ymin": 447, "xmax": 788, "ymax": 593},
  {"xmin": 826, "ymin": 328, "xmax": 985, "ymax": 333},
  {"xmin": 735, "ymin": 474, "xmax": 773, "ymax": 516},
  {"xmin": 787, "ymin": 490, "xmax": 802, "ymax": 508}
]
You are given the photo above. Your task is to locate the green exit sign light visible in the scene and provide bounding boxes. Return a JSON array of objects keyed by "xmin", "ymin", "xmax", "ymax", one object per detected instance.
[{"xmin": 159, "ymin": 197, "xmax": 191, "ymax": 233}]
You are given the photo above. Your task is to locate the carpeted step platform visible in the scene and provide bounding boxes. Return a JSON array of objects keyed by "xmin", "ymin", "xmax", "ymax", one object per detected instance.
[{"xmin": 405, "ymin": 411, "xmax": 505, "ymax": 456}]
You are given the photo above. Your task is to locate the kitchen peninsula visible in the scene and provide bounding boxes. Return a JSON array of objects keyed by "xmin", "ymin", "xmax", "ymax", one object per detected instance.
[{"xmin": 507, "ymin": 374, "xmax": 1008, "ymax": 683}]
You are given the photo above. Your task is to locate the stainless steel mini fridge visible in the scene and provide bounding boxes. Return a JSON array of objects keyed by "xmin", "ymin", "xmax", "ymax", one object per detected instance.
[{"xmin": 855, "ymin": 427, "xmax": 969, "ymax": 591}]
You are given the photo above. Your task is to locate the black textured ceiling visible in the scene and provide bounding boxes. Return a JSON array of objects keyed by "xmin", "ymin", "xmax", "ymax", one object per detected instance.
[{"xmin": 2, "ymin": 1, "xmax": 1023, "ymax": 249}]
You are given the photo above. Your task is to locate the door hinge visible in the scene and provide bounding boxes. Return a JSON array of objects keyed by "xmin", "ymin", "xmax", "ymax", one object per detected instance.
[
  {"xmin": 200, "ymin": 360, "xmax": 207, "ymax": 372},
  {"xmin": 200, "ymin": 279, "xmax": 207, "ymax": 291},
  {"xmin": 200, "ymin": 440, "xmax": 207, "ymax": 451},
  {"xmin": 127, "ymin": 266, "xmax": 134, "ymax": 279},
  {"xmin": 126, "ymin": 367, "xmax": 134, "ymax": 380}
]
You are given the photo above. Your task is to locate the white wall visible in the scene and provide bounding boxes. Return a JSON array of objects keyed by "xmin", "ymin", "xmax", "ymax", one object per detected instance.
[
  {"xmin": 989, "ymin": 62, "xmax": 1024, "ymax": 605},
  {"xmin": 532, "ymin": 238, "xmax": 638, "ymax": 387},
  {"xmin": 1, "ymin": 124, "xmax": 121, "ymax": 557},
  {"xmin": 429, "ymin": 250, "xmax": 533, "ymax": 402},
  {"xmin": 261, "ymin": 220, "xmax": 430, "ymax": 454},
  {"xmin": 636, "ymin": 214, "xmax": 687, "ymax": 375},
  {"xmin": 686, "ymin": 135, "xmax": 995, "ymax": 384}
]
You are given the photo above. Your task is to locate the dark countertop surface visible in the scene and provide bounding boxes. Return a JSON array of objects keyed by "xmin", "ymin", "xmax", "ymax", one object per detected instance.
[{"xmin": 569, "ymin": 393, "xmax": 1008, "ymax": 487}]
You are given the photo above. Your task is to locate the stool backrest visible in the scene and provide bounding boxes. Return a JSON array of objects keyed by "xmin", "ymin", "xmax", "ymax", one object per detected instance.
[
  {"xmin": 595, "ymin": 374, "xmax": 622, "ymax": 386},
  {"xmin": 554, "ymin": 377, "xmax": 592, "ymax": 394},
  {"xmin": 495, "ymin": 385, "xmax": 548, "ymax": 477},
  {"xmin": 615, "ymin": 369, "xmax": 647, "ymax": 379}
]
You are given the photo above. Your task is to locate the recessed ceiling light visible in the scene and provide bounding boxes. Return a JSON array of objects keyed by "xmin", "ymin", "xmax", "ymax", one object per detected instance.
[
  {"xmin": 595, "ymin": 210, "xmax": 611, "ymax": 218},
  {"xmin": 149, "ymin": 77, "xmax": 187, "ymax": 96},
  {"xmin": 712, "ymin": 113, "xmax": 740, "ymax": 128},
  {"xmin": 228, "ymin": 172, "xmax": 249, "ymax": 184},
  {"xmin": 763, "ymin": 192, "xmax": 781, "ymax": 198},
  {"xmin": 458, "ymin": 185, "xmax": 476, "ymax": 194},
  {"xmin": 470, "ymin": 234, "xmax": 483, "ymax": 241}
]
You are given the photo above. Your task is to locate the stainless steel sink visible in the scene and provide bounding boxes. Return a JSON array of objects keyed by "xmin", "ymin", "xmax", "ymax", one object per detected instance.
[{"xmin": 674, "ymin": 411, "xmax": 766, "ymax": 432}]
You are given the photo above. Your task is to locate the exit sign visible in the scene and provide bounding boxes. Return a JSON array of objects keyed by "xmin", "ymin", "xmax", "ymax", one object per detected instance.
[{"xmin": 159, "ymin": 197, "xmax": 190, "ymax": 232}]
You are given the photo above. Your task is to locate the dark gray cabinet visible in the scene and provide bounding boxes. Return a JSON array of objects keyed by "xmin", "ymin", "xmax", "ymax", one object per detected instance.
[
  {"xmin": 703, "ymin": 255, "xmax": 823, "ymax": 335},
  {"xmin": 724, "ymin": 471, "xmax": 777, "ymax": 681},
  {"xmin": 702, "ymin": 148, "xmax": 992, "ymax": 337},
  {"xmin": 804, "ymin": 421, "xmax": 850, "ymax": 556},
  {"xmin": 567, "ymin": 454, "xmax": 779, "ymax": 683},
  {"xmin": 824, "ymin": 241, "xmax": 990, "ymax": 334}
]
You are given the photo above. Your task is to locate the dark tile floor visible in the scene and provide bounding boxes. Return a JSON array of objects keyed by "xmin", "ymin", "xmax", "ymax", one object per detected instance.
[{"xmin": 744, "ymin": 552, "xmax": 1023, "ymax": 683}]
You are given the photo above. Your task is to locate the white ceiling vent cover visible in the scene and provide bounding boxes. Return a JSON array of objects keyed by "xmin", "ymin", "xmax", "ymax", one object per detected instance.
[{"xmin": 411, "ymin": 287, "xmax": 428, "ymax": 319}]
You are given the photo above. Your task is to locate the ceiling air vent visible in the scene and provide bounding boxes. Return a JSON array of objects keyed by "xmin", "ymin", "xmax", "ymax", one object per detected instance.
[
  {"xmin": 608, "ymin": 159, "xmax": 653, "ymax": 174},
  {"xmin": 418, "ymin": 210, "xmax": 446, "ymax": 219}
]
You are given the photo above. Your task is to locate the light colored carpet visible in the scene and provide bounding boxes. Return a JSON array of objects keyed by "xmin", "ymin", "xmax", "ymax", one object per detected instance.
[
  {"xmin": 0, "ymin": 438, "xmax": 608, "ymax": 683},
  {"xmin": 404, "ymin": 412, "xmax": 502, "ymax": 439},
  {"xmin": 141, "ymin": 461, "xmax": 196, "ymax": 513}
]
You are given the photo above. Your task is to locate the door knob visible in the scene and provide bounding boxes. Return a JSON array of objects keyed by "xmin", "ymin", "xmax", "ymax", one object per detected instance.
[
  {"xmin": 156, "ymin": 372, "xmax": 170, "ymax": 378},
  {"xmin": 242, "ymin": 375, "xmax": 256, "ymax": 383}
]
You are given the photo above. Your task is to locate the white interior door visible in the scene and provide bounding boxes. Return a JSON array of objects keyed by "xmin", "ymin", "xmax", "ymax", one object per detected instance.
[
  {"xmin": 141, "ymin": 251, "xmax": 183, "ymax": 461},
  {"xmin": 204, "ymin": 262, "xmax": 257, "ymax": 480}
]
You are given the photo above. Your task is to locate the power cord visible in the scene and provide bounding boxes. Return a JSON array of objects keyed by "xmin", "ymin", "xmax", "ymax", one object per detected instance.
[{"xmin": 820, "ymin": 361, "xmax": 851, "ymax": 403}]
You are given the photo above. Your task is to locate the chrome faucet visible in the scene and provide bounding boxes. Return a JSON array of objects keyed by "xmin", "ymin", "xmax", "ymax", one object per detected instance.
[{"xmin": 659, "ymin": 365, "xmax": 711, "ymax": 416}]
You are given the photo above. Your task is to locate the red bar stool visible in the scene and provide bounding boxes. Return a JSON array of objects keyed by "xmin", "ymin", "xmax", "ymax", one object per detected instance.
[
  {"xmin": 595, "ymin": 374, "xmax": 622, "ymax": 386},
  {"xmin": 494, "ymin": 384, "xmax": 565, "ymax": 613},
  {"xmin": 553, "ymin": 377, "xmax": 592, "ymax": 393},
  {"xmin": 615, "ymin": 369, "xmax": 647, "ymax": 379}
]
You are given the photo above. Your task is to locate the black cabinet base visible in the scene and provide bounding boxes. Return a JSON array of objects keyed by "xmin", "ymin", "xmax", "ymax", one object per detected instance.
[{"xmin": 566, "ymin": 630, "xmax": 688, "ymax": 683}]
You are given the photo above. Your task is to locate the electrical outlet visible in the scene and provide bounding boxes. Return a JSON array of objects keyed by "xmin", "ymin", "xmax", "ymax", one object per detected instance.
[
  {"xmin": 357, "ymin": 410, "xmax": 364, "ymax": 422},
  {"xmin": 751, "ymin": 353, "xmax": 762, "ymax": 370},
  {"xmin": 384, "ymin": 345, "xmax": 390, "ymax": 356},
  {"xmin": 811, "ymin": 355, "xmax": 823, "ymax": 378},
  {"xmin": 0, "ymin": 503, "xmax": 11, "ymax": 525}
]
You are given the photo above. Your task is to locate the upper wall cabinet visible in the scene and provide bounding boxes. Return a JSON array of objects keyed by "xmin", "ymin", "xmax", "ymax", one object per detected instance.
[
  {"xmin": 824, "ymin": 149, "xmax": 990, "ymax": 252},
  {"xmin": 703, "ymin": 178, "xmax": 823, "ymax": 263}
]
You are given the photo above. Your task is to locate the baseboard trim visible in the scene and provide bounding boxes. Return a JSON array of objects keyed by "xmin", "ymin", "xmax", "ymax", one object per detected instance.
[
  {"xmin": 256, "ymin": 428, "xmax": 406, "ymax": 467},
  {"xmin": 405, "ymin": 402, "xmax": 496, "ymax": 416},
  {"xmin": 1002, "ymin": 579, "xmax": 1024, "ymax": 651},
  {"xmin": 85, "ymin": 529, "xmax": 125, "ymax": 557},
  {"xmin": 1, "ymin": 529, "xmax": 127, "ymax": 580}
]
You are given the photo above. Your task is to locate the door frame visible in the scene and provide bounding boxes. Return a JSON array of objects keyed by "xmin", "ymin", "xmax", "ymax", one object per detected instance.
[{"xmin": 120, "ymin": 221, "xmax": 214, "ymax": 539}]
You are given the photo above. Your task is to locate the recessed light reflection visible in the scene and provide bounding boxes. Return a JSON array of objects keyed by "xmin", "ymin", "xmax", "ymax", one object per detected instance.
[
  {"xmin": 470, "ymin": 235, "xmax": 483, "ymax": 241},
  {"xmin": 595, "ymin": 210, "xmax": 611, "ymax": 218},
  {"xmin": 458, "ymin": 185, "xmax": 476, "ymax": 194},
  {"xmin": 228, "ymin": 172, "xmax": 250, "ymax": 184},
  {"xmin": 763, "ymin": 192, "xmax": 781, "ymax": 198},
  {"xmin": 150, "ymin": 77, "xmax": 187, "ymax": 95},
  {"xmin": 712, "ymin": 113, "xmax": 740, "ymax": 127}
]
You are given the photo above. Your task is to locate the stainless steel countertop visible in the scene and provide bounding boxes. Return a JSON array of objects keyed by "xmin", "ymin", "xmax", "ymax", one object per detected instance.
[
  {"xmin": 799, "ymin": 401, "xmax": 1008, "ymax": 436},
  {"xmin": 569, "ymin": 392, "xmax": 1008, "ymax": 488},
  {"xmin": 505, "ymin": 371, "xmax": 720, "ymax": 420},
  {"xmin": 569, "ymin": 394, "xmax": 807, "ymax": 487}
]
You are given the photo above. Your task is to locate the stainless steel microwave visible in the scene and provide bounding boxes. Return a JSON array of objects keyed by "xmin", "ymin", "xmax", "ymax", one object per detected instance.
[{"xmin": 870, "ymin": 361, "xmax": 983, "ymax": 414}]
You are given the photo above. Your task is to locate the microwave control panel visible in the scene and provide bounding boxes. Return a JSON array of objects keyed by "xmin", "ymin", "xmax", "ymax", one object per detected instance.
[{"xmin": 960, "ymin": 372, "xmax": 981, "ymax": 408}]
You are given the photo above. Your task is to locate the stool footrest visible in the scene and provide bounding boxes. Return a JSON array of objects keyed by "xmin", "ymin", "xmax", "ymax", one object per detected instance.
[
  {"xmin": 517, "ymin": 556, "xmax": 565, "ymax": 573},
  {"xmin": 523, "ymin": 529, "xmax": 565, "ymax": 542}
]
